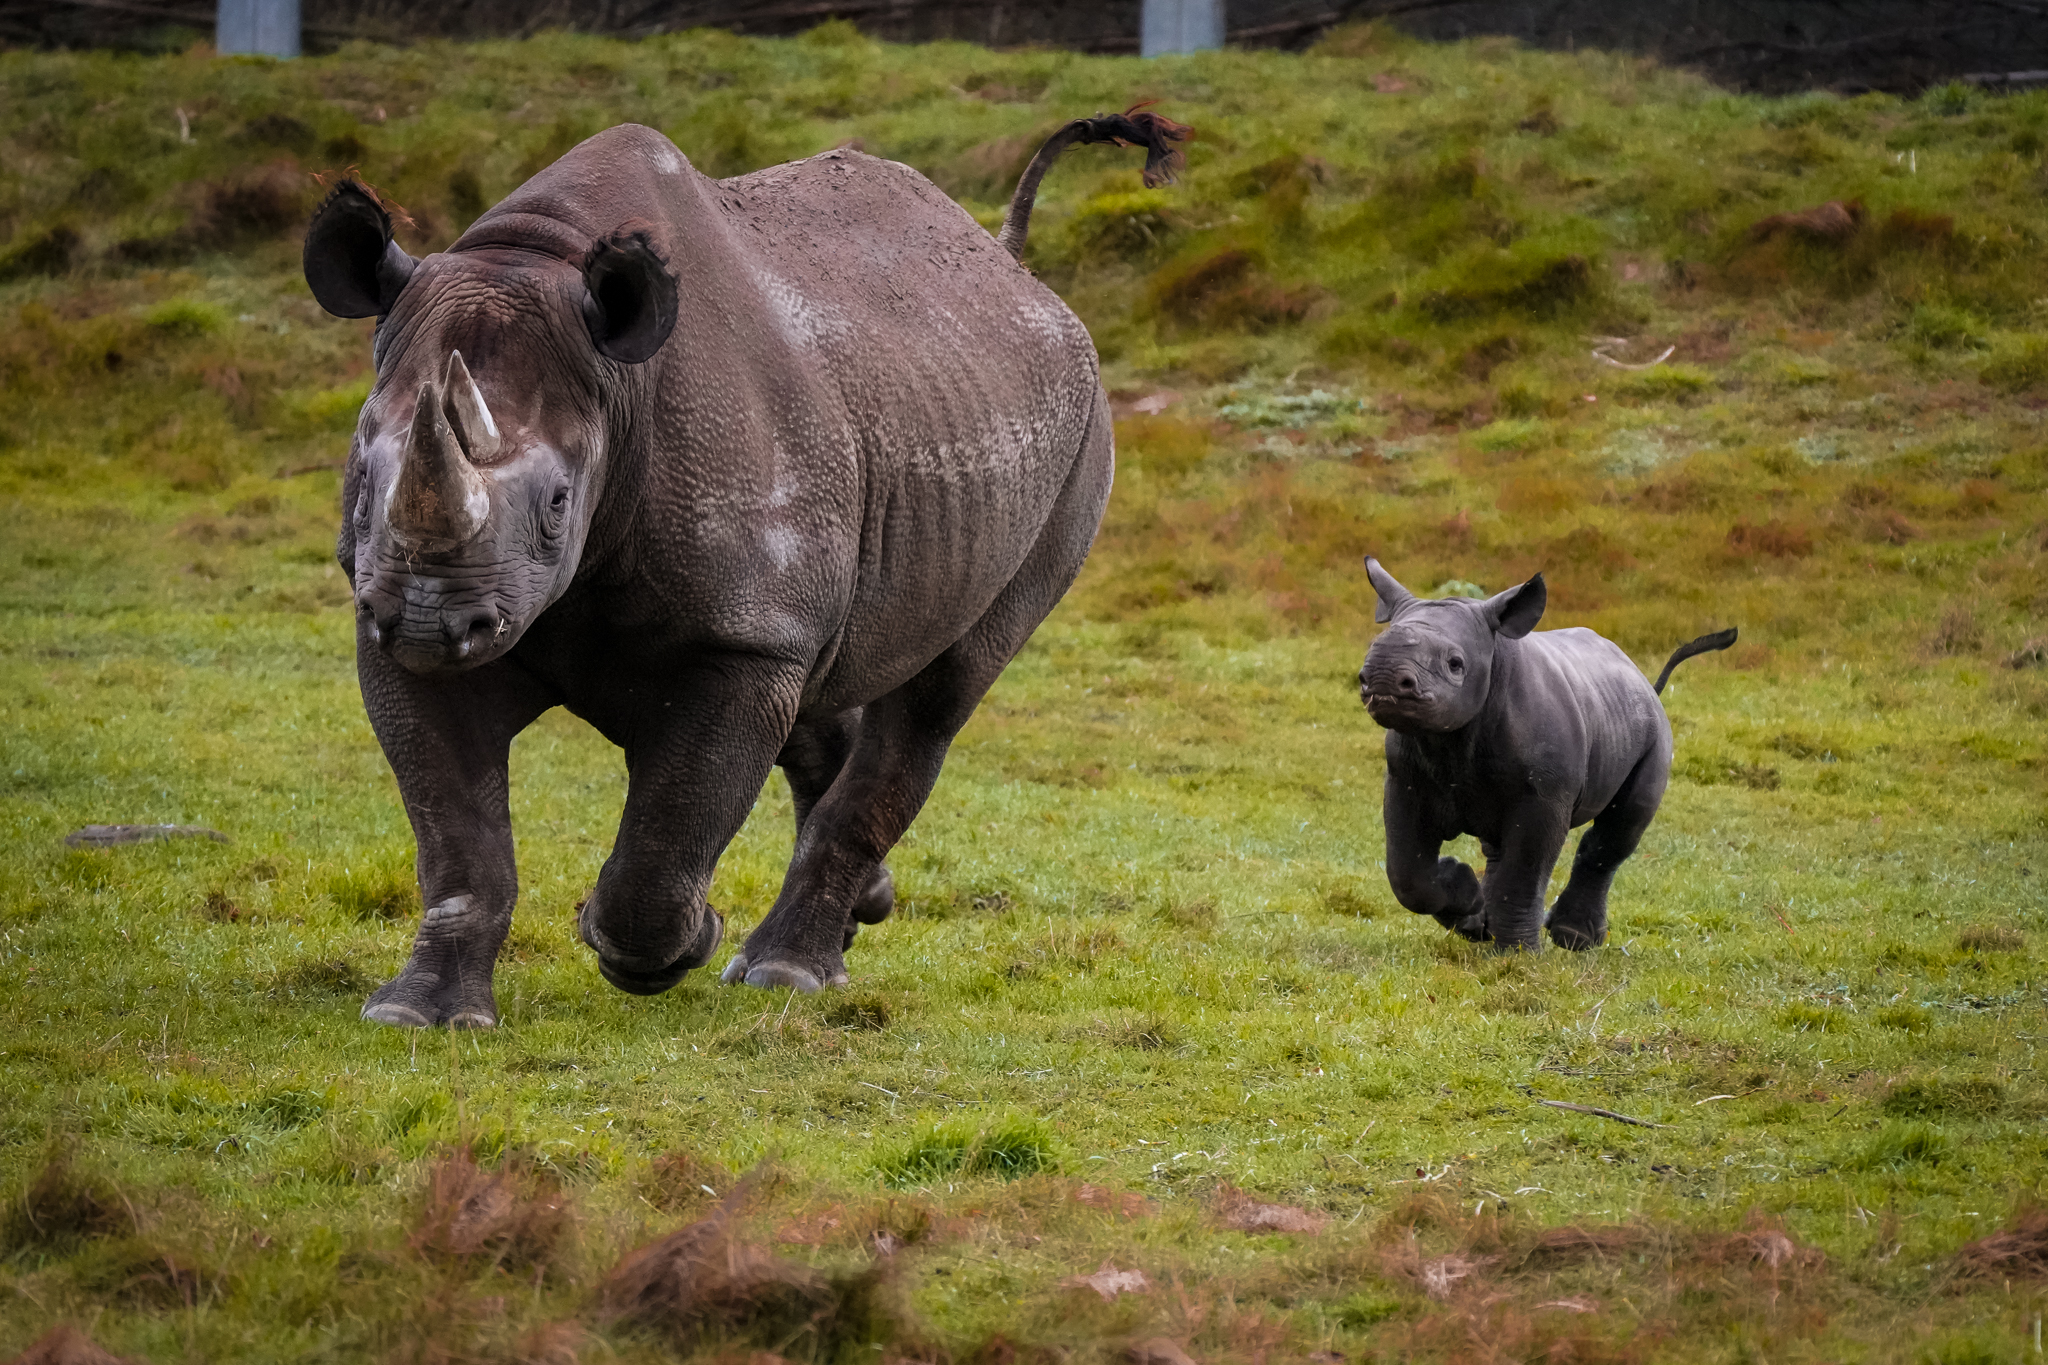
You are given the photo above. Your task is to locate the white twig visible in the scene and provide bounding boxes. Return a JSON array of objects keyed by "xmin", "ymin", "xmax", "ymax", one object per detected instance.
[{"xmin": 1591, "ymin": 343, "xmax": 1675, "ymax": 371}]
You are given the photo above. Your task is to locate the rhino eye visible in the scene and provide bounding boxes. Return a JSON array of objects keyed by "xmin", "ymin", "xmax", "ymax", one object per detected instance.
[
  {"xmin": 549, "ymin": 486, "xmax": 570, "ymax": 512},
  {"xmin": 1447, "ymin": 655, "xmax": 1465, "ymax": 674}
]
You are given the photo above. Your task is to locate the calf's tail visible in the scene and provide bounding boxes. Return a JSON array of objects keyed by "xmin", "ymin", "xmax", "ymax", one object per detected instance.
[
  {"xmin": 997, "ymin": 104, "xmax": 1190, "ymax": 261},
  {"xmin": 1653, "ymin": 627, "xmax": 1739, "ymax": 695}
]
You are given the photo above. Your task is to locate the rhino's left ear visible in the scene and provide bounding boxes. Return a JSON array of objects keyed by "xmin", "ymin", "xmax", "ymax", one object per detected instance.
[
  {"xmin": 1483, "ymin": 573, "xmax": 1546, "ymax": 639},
  {"xmin": 581, "ymin": 221, "xmax": 678, "ymax": 365}
]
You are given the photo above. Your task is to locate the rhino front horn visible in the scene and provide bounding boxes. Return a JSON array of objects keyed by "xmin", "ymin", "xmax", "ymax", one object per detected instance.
[{"xmin": 389, "ymin": 353, "xmax": 493, "ymax": 548}]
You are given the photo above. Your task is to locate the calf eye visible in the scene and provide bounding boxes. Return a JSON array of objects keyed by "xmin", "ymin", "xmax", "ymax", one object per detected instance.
[
  {"xmin": 1447, "ymin": 656, "xmax": 1465, "ymax": 674},
  {"xmin": 549, "ymin": 486, "xmax": 571, "ymax": 513}
]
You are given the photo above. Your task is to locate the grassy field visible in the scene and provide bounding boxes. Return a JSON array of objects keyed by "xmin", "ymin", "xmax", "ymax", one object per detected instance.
[{"xmin": 2, "ymin": 21, "xmax": 2047, "ymax": 1364}]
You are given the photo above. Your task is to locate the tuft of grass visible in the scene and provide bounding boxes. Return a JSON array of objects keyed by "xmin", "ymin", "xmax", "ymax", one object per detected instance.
[
  {"xmin": 1856, "ymin": 1121, "xmax": 1955, "ymax": 1170},
  {"xmin": 1, "ymin": 1159, "xmax": 137, "ymax": 1252},
  {"xmin": 1957, "ymin": 923, "xmax": 2024, "ymax": 953},
  {"xmin": 821, "ymin": 992, "xmax": 892, "ymax": 1031},
  {"xmin": 878, "ymin": 1118, "xmax": 1056, "ymax": 1186},
  {"xmin": 1882, "ymin": 1078, "xmax": 2004, "ymax": 1119}
]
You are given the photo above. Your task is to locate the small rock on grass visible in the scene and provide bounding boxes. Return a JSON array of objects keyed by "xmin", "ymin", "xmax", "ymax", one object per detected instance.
[
  {"xmin": 1213, "ymin": 1182, "xmax": 1327, "ymax": 1234},
  {"xmin": 1125, "ymin": 1338, "xmax": 1196, "ymax": 1365},
  {"xmin": 63, "ymin": 824, "xmax": 227, "ymax": 848}
]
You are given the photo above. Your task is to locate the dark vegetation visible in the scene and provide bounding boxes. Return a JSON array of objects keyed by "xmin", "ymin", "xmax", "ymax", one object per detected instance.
[{"xmin": 0, "ymin": 19, "xmax": 2044, "ymax": 1364}]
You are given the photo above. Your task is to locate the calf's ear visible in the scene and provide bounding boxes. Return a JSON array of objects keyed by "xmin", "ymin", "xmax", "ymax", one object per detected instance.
[
  {"xmin": 1483, "ymin": 573, "xmax": 1546, "ymax": 639},
  {"xmin": 304, "ymin": 181, "xmax": 416, "ymax": 318},
  {"xmin": 581, "ymin": 221, "xmax": 678, "ymax": 364},
  {"xmin": 1364, "ymin": 556, "xmax": 1416, "ymax": 624}
]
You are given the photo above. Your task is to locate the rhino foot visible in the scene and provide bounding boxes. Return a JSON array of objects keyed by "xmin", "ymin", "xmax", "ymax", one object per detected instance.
[
  {"xmin": 719, "ymin": 951, "xmax": 849, "ymax": 992},
  {"xmin": 1434, "ymin": 909, "xmax": 1489, "ymax": 942},
  {"xmin": 582, "ymin": 905, "xmax": 724, "ymax": 997},
  {"xmin": 362, "ymin": 962, "xmax": 498, "ymax": 1029},
  {"xmin": 1546, "ymin": 916, "xmax": 1607, "ymax": 951}
]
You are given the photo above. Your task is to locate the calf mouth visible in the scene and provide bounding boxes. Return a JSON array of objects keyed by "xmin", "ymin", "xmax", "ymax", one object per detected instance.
[{"xmin": 1360, "ymin": 687, "xmax": 1432, "ymax": 731}]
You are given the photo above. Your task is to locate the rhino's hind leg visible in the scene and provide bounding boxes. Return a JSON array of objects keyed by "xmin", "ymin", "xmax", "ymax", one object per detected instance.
[
  {"xmin": 727, "ymin": 396, "xmax": 1114, "ymax": 993},
  {"xmin": 1547, "ymin": 751, "xmax": 1668, "ymax": 951},
  {"xmin": 776, "ymin": 712, "xmax": 897, "ymax": 952}
]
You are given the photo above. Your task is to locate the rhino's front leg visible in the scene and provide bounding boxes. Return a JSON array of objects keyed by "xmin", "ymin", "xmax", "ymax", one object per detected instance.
[
  {"xmin": 577, "ymin": 656, "xmax": 803, "ymax": 996},
  {"xmin": 357, "ymin": 632, "xmax": 553, "ymax": 1028},
  {"xmin": 1381, "ymin": 773, "xmax": 1485, "ymax": 940}
]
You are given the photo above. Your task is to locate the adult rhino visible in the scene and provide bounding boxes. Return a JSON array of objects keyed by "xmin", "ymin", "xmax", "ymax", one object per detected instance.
[{"xmin": 305, "ymin": 112, "xmax": 1187, "ymax": 1026}]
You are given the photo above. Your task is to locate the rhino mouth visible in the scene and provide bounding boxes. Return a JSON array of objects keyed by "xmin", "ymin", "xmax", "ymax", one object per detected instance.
[{"xmin": 1361, "ymin": 686, "xmax": 1437, "ymax": 731}]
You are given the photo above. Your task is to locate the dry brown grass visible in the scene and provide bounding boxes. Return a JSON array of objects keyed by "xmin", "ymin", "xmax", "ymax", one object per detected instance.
[
  {"xmin": 409, "ymin": 1148, "xmax": 572, "ymax": 1275},
  {"xmin": 598, "ymin": 1188, "xmax": 917, "ymax": 1362},
  {"xmin": 1953, "ymin": 1206, "xmax": 2048, "ymax": 1282}
]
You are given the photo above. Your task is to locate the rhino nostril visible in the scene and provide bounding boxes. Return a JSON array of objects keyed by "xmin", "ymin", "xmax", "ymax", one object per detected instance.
[
  {"xmin": 1396, "ymin": 673, "xmax": 1417, "ymax": 693},
  {"xmin": 447, "ymin": 609, "xmax": 504, "ymax": 657}
]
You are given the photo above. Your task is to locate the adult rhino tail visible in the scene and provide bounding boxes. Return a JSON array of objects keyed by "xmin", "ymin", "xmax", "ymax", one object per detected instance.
[
  {"xmin": 996, "ymin": 104, "xmax": 1191, "ymax": 261},
  {"xmin": 1653, "ymin": 627, "xmax": 1739, "ymax": 695}
]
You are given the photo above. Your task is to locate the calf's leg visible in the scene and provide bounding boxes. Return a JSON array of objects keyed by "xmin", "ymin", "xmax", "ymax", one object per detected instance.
[
  {"xmin": 1547, "ymin": 750, "xmax": 1668, "ymax": 950},
  {"xmin": 357, "ymin": 635, "xmax": 553, "ymax": 1028},
  {"xmin": 1480, "ymin": 800, "xmax": 1570, "ymax": 951},
  {"xmin": 1383, "ymin": 782, "xmax": 1484, "ymax": 940}
]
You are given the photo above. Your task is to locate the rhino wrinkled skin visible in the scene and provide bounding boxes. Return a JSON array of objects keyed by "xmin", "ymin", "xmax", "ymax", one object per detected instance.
[
  {"xmin": 1356, "ymin": 557, "xmax": 1735, "ymax": 952},
  {"xmin": 306, "ymin": 124, "xmax": 1119, "ymax": 1027}
]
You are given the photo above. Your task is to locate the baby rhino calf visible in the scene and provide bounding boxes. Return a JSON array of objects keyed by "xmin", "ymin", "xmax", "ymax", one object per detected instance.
[{"xmin": 1357, "ymin": 558, "xmax": 1735, "ymax": 951}]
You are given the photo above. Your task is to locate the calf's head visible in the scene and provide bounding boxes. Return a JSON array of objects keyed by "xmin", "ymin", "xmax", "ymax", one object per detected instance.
[
  {"xmin": 1358, "ymin": 557, "xmax": 1546, "ymax": 733},
  {"xmin": 303, "ymin": 182, "xmax": 677, "ymax": 674}
]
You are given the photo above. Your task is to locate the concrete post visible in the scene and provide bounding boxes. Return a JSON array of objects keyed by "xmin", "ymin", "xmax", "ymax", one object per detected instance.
[
  {"xmin": 217, "ymin": 0, "xmax": 301, "ymax": 58},
  {"xmin": 1141, "ymin": 0, "xmax": 1224, "ymax": 56}
]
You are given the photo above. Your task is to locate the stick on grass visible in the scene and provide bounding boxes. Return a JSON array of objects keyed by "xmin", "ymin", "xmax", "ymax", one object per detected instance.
[{"xmin": 1538, "ymin": 1099, "xmax": 1672, "ymax": 1129}]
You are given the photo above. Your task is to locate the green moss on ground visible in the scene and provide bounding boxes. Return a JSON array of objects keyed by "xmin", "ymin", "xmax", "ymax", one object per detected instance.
[{"xmin": 1, "ymin": 21, "xmax": 2046, "ymax": 1364}]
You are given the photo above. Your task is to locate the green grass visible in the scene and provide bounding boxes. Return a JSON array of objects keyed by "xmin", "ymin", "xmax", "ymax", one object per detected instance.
[{"xmin": 2, "ymin": 20, "xmax": 2047, "ymax": 1364}]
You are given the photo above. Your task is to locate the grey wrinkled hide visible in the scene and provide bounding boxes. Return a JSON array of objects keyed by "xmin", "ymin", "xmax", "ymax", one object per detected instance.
[
  {"xmin": 310, "ymin": 125, "xmax": 1115, "ymax": 1025},
  {"xmin": 1356, "ymin": 557, "xmax": 1734, "ymax": 952}
]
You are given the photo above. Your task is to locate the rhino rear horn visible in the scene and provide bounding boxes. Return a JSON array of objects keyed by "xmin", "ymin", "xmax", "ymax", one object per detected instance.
[
  {"xmin": 304, "ymin": 181, "xmax": 416, "ymax": 319},
  {"xmin": 390, "ymin": 372, "xmax": 490, "ymax": 547},
  {"xmin": 580, "ymin": 221, "xmax": 677, "ymax": 364},
  {"xmin": 440, "ymin": 350, "xmax": 501, "ymax": 462},
  {"xmin": 1364, "ymin": 556, "xmax": 1417, "ymax": 624}
]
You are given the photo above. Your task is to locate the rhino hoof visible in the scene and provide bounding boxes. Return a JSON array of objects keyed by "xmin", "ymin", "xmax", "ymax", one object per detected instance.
[
  {"xmin": 362, "ymin": 1000, "xmax": 435, "ymax": 1028},
  {"xmin": 597, "ymin": 955, "xmax": 695, "ymax": 996},
  {"xmin": 720, "ymin": 955, "xmax": 847, "ymax": 992},
  {"xmin": 361, "ymin": 963, "xmax": 500, "ymax": 1028}
]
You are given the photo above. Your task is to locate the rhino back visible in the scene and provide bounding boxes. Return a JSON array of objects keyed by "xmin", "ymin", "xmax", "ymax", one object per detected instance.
[
  {"xmin": 1509, "ymin": 628, "xmax": 1668, "ymax": 824},
  {"xmin": 707, "ymin": 149, "xmax": 1104, "ymax": 707}
]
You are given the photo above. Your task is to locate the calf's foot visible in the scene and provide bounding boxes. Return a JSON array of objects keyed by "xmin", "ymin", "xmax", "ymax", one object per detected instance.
[{"xmin": 1545, "ymin": 909, "xmax": 1607, "ymax": 951}]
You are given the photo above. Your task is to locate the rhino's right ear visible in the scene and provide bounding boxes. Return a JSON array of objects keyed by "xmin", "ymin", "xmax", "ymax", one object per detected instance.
[
  {"xmin": 1364, "ymin": 556, "xmax": 1416, "ymax": 624},
  {"xmin": 581, "ymin": 222, "xmax": 678, "ymax": 365},
  {"xmin": 303, "ymin": 181, "xmax": 417, "ymax": 319}
]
